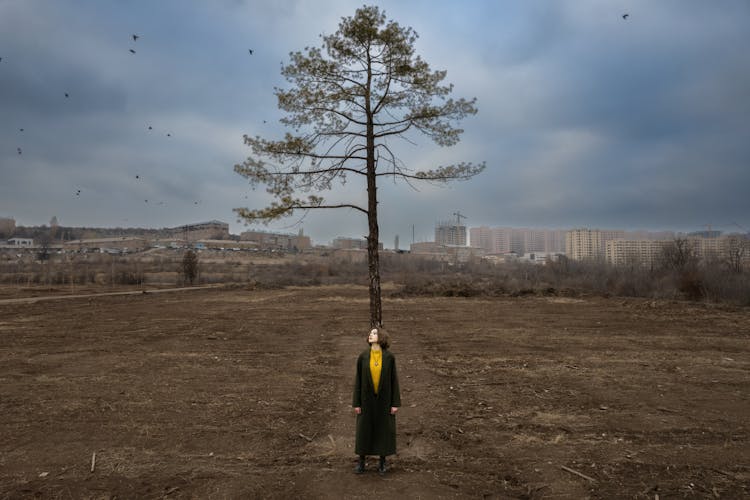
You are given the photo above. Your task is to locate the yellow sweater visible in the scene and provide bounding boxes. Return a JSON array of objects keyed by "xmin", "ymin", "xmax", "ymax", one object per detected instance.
[{"xmin": 369, "ymin": 349, "xmax": 383, "ymax": 394}]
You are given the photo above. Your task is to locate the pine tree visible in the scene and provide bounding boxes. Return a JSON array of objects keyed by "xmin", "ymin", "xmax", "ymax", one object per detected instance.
[{"xmin": 235, "ymin": 5, "xmax": 484, "ymax": 326}]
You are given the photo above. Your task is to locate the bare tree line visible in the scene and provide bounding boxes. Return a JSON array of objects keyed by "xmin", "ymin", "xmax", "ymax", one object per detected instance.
[{"xmin": 1, "ymin": 239, "xmax": 748, "ymax": 305}]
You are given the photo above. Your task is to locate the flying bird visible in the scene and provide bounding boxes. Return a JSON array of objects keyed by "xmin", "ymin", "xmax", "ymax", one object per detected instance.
[
  {"xmin": 248, "ymin": 49, "xmax": 254, "ymax": 55},
  {"xmin": 65, "ymin": 93, "xmax": 69, "ymax": 98},
  {"xmin": 148, "ymin": 125, "xmax": 152, "ymax": 130},
  {"xmin": 132, "ymin": 34, "xmax": 140, "ymax": 41},
  {"xmin": 622, "ymin": 13, "xmax": 629, "ymax": 19},
  {"xmin": 19, "ymin": 128, "xmax": 24, "ymax": 132},
  {"xmin": 129, "ymin": 49, "xmax": 136, "ymax": 54},
  {"xmin": 166, "ymin": 133, "xmax": 171, "ymax": 137},
  {"xmin": 17, "ymin": 147, "xmax": 22, "ymax": 155},
  {"xmin": 135, "ymin": 175, "xmax": 140, "ymax": 179},
  {"xmin": 76, "ymin": 189, "xmax": 81, "ymax": 196}
]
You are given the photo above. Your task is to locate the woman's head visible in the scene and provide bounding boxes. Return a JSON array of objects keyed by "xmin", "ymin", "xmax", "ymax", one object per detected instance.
[{"xmin": 367, "ymin": 327, "xmax": 390, "ymax": 349}]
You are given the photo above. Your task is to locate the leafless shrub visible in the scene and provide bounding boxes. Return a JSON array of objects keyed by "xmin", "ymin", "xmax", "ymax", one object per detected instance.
[
  {"xmin": 660, "ymin": 238, "xmax": 699, "ymax": 271},
  {"xmin": 115, "ymin": 270, "xmax": 145, "ymax": 285},
  {"xmin": 181, "ymin": 250, "xmax": 199, "ymax": 285},
  {"xmin": 700, "ymin": 264, "xmax": 750, "ymax": 305}
]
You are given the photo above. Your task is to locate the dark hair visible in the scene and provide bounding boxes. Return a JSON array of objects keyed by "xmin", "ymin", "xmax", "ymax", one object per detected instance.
[{"xmin": 368, "ymin": 327, "xmax": 390, "ymax": 350}]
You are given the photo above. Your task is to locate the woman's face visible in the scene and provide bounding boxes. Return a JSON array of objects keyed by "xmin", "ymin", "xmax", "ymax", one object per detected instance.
[{"xmin": 368, "ymin": 328, "xmax": 379, "ymax": 345}]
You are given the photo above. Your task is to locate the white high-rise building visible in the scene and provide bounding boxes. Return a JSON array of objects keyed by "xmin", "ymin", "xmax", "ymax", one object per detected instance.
[
  {"xmin": 470, "ymin": 226, "xmax": 567, "ymax": 255},
  {"xmin": 606, "ymin": 239, "xmax": 667, "ymax": 267},
  {"xmin": 469, "ymin": 226, "xmax": 493, "ymax": 251},
  {"xmin": 566, "ymin": 228, "xmax": 603, "ymax": 261}
]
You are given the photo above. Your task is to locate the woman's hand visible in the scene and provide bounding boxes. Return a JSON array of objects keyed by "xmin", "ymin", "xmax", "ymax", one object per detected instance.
[
  {"xmin": 354, "ymin": 407, "xmax": 362, "ymax": 414},
  {"xmin": 390, "ymin": 407, "xmax": 398, "ymax": 415}
]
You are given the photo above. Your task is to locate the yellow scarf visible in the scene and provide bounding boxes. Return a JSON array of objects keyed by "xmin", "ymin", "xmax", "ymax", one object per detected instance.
[{"xmin": 369, "ymin": 349, "xmax": 383, "ymax": 394}]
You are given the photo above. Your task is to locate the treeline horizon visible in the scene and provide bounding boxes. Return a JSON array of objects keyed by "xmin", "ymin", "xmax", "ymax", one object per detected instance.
[{"xmin": 1, "ymin": 248, "xmax": 748, "ymax": 306}]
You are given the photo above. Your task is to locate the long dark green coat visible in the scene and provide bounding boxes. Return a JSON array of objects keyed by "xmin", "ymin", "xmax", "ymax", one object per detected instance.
[{"xmin": 352, "ymin": 348, "xmax": 401, "ymax": 456}]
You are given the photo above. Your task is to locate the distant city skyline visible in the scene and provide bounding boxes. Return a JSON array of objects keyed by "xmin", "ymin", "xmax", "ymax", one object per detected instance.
[{"xmin": 3, "ymin": 213, "xmax": 746, "ymax": 251}]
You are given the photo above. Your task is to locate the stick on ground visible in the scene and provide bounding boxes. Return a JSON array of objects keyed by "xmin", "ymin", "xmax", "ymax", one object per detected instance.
[{"xmin": 560, "ymin": 465, "xmax": 596, "ymax": 483}]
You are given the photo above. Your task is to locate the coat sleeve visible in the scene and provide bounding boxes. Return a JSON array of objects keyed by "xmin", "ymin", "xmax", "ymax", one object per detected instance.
[
  {"xmin": 390, "ymin": 354, "xmax": 401, "ymax": 408},
  {"xmin": 352, "ymin": 354, "xmax": 362, "ymax": 407}
]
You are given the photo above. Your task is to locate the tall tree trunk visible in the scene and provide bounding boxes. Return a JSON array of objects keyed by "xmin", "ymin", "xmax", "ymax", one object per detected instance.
[
  {"xmin": 365, "ymin": 59, "xmax": 382, "ymax": 328},
  {"xmin": 366, "ymin": 166, "xmax": 382, "ymax": 327}
]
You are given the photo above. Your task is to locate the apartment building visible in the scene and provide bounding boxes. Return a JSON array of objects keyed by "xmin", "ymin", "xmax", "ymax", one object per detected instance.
[
  {"xmin": 605, "ymin": 239, "xmax": 667, "ymax": 267},
  {"xmin": 606, "ymin": 234, "xmax": 749, "ymax": 268},
  {"xmin": 469, "ymin": 227, "xmax": 493, "ymax": 252},
  {"xmin": 469, "ymin": 226, "xmax": 512, "ymax": 254},
  {"xmin": 470, "ymin": 227, "xmax": 566, "ymax": 255},
  {"xmin": 624, "ymin": 230, "xmax": 675, "ymax": 241},
  {"xmin": 565, "ymin": 229, "xmax": 627, "ymax": 261},
  {"xmin": 545, "ymin": 229, "xmax": 568, "ymax": 254},
  {"xmin": 600, "ymin": 230, "xmax": 626, "ymax": 253},
  {"xmin": 693, "ymin": 235, "xmax": 750, "ymax": 266},
  {"xmin": 566, "ymin": 228, "xmax": 603, "ymax": 261},
  {"xmin": 521, "ymin": 228, "xmax": 567, "ymax": 254}
]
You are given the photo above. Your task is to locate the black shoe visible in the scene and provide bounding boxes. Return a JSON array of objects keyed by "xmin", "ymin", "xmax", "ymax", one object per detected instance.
[
  {"xmin": 378, "ymin": 457, "xmax": 387, "ymax": 474},
  {"xmin": 354, "ymin": 459, "xmax": 365, "ymax": 474}
]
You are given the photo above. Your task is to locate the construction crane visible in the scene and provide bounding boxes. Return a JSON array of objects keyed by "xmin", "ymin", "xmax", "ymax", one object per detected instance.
[{"xmin": 453, "ymin": 211, "xmax": 467, "ymax": 226}]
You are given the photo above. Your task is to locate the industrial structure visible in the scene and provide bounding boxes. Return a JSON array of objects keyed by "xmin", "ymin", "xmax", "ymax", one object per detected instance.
[
  {"xmin": 175, "ymin": 220, "xmax": 230, "ymax": 242},
  {"xmin": 240, "ymin": 228, "xmax": 311, "ymax": 251},
  {"xmin": 332, "ymin": 237, "xmax": 383, "ymax": 251}
]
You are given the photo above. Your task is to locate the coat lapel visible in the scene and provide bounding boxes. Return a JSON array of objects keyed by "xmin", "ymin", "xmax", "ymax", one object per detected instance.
[{"xmin": 365, "ymin": 350, "xmax": 374, "ymax": 391}]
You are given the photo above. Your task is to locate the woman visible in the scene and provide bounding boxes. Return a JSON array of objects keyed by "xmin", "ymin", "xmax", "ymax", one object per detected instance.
[{"xmin": 352, "ymin": 327, "xmax": 401, "ymax": 474}]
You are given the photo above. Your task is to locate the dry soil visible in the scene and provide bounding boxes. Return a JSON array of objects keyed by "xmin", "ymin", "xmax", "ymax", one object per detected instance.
[{"xmin": 1, "ymin": 284, "xmax": 748, "ymax": 499}]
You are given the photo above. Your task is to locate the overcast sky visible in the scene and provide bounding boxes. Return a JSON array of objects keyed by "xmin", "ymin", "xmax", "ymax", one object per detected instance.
[{"xmin": 1, "ymin": 0, "xmax": 748, "ymax": 247}]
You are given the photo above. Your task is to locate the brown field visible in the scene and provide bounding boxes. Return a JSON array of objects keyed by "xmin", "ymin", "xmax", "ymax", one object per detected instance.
[{"xmin": 1, "ymin": 284, "xmax": 748, "ymax": 499}]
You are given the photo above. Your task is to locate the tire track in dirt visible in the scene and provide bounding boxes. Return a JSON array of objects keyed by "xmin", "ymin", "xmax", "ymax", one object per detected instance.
[{"xmin": 0, "ymin": 284, "xmax": 225, "ymax": 304}]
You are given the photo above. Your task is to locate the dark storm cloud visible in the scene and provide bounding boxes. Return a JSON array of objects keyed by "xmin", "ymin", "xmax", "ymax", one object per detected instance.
[
  {"xmin": 1, "ymin": 0, "xmax": 749, "ymax": 245},
  {"xmin": 426, "ymin": 0, "xmax": 750, "ymax": 236}
]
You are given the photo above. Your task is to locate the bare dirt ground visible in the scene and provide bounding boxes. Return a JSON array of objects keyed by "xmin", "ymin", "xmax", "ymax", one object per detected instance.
[{"xmin": 0, "ymin": 284, "xmax": 748, "ymax": 499}]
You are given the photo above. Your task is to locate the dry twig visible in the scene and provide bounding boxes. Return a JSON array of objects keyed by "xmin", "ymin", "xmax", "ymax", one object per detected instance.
[
  {"xmin": 560, "ymin": 465, "xmax": 596, "ymax": 483},
  {"xmin": 298, "ymin": 432, "xmax": 315, "ymax": 442}
]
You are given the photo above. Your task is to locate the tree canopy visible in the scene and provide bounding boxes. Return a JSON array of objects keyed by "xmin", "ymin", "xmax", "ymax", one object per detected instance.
[{"xmin": 235, "ymin": 5, "xmax": 483, "ymax": 221}]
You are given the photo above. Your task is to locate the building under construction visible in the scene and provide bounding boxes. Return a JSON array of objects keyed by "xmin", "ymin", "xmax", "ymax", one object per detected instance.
[{"xmin": 435, "ymin": 220, "xmax": 467, "ymax": 246}]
